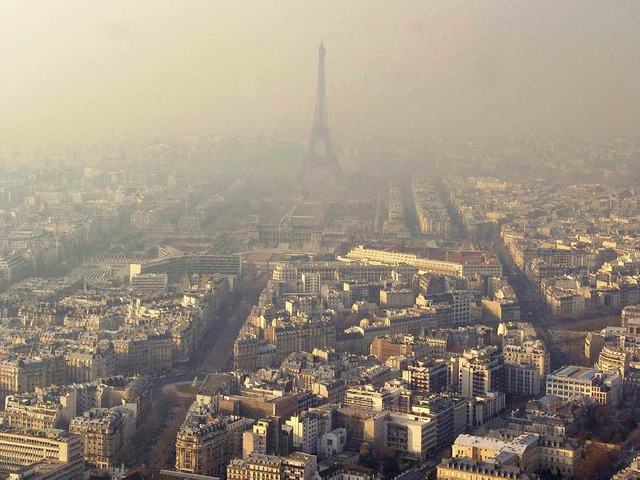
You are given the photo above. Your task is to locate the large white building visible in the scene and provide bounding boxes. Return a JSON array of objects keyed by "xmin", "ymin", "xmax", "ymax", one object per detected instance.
[
  {"xmin": 443, "ymin": 431, "xmax": 580, "ymax": 479},
  {"xmin": 285, "ymin": 410, "xmax": 332, "ymax": 455},
  {"xmin": 546, "ymin": 365, "xmax": 622, "ymax": 406},
  {"xmin": 344, "ymin": 246, "xmax": 502, "ymax": 278},
  {"xmin": 384, "ymin": 413, "xmax": 437, "ymax": 462}
]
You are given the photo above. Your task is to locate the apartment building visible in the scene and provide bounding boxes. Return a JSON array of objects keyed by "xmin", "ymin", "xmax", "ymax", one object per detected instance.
[
  {"xmin": 596, "ymin": 345, "xmax": 629, "ymax": 377},
  {"xmin": 265, "ymin": 318, "xmax": 336, "ymax": 363},
  {"xmin": 69, "ymin": 407, "xmax": 130, "ymax": 470},
  {"xmin": 410, "ymin": 395, "xmax": 467, "ymax": 450},
  {"xmin": 447, "ymin": 431, "xmax": 580, "ymax": 478},
  {"xmin": 328, "ymin": 406, "xmax": 388, "ymax": 451},
  {"xmin": 379, "ymin": 289, "xmax": 415, "ymax": 309},
  {"xmin": 1, "ymin": 391, "xmax": 76, "ymax": 430},
  {"xmin": 176, "ymin": 396, "xmax": 253, "ymax": 479},
  {"xmin": 384, "ymin": 413, "xmax": 437, "ymax": 461},
  {"xmin": 402, "ymin": 360, "xmax": 449, "ymax": 393},
  {"xmin": 318, "ymin": 428, "xmax": 347, "ymax": 460},
  {"xmin": 112, "ymin": 334, "xmax": 173, "ymax": 375},
  {"xmin": 344, "ymin": 384, "xmax": 411, "ymax": 413},
  {"xmin": 0, "ymin": 359, "xmax": 48, "ymax": 396},
  {"xmin": 503, "ymin": 341, "xmax": 550, "ymax": 396},
  {"xmin": 227, "ymin": 452, "xmax": 317, "ymax": 480},
  {"xmin": 285, "ymin": 410, "xmax": 332, "ymax": 455},
  {"xmin": 175, "ymin": 416, "xmax": 230, "ymax": 478},
  {"xmin": 458, "ymin": 347, "xmax": 503, "ymax": 399},
  {"xmin": 437, "ymin": 457, "xmax": 531, "ymax": 480},
  {"xmin": 64, "ymin": 350, "xmax": 115, "ymax": 383}
]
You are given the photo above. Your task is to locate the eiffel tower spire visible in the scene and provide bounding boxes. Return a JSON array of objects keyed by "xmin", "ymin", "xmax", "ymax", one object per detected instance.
[{"xmin": 301, "ymin": 40, "xmax": 343, "ymax": 186}]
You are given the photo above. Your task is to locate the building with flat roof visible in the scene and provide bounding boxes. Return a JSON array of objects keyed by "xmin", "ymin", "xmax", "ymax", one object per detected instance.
[
  {"xmin": 0, "ymin": 428, "xmax": 82, "ymax": 475},
  {"xmin": 345, "ymin": 246, "xmax": 502, "ymax": 278},
  {"xmin": 131, "ymin": 273, "xmax": 168, "ymax": 294},
  {"xmin": 545, "ymin": 365, "xmax": 622, "ymax": 406}
]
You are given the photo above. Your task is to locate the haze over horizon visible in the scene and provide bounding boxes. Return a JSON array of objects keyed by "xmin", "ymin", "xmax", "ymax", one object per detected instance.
[{"xmin": 1, "ymin": 1, "xmax": 639, "ymax": 146}]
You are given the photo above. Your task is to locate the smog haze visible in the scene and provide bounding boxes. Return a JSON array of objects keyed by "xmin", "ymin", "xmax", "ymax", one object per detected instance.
[{"xmin": 1, "ymin": 1, "xmax": 639, "ymax": 145}]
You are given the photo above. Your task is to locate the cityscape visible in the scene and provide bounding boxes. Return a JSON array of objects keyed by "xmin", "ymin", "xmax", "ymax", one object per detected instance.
[{"xmin": 1, "ymin": 2, "xmax": 640, "ymax": 480}]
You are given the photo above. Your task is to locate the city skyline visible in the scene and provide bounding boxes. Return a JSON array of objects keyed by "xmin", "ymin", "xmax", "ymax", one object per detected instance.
[{"xmin": 0, "ymin": 3, "xmax": 639, "ymax": 479}]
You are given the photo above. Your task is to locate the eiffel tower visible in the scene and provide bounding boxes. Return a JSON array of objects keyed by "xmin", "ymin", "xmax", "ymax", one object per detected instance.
[{"xmin": 300, "ymin": 40, "xmax": 343, "ymax": 190}]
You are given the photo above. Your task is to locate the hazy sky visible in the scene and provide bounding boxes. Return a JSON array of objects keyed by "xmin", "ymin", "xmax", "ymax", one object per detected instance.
[{"xmin": 1, "ymin": 1, "xmax": 639, "ymax": 142}]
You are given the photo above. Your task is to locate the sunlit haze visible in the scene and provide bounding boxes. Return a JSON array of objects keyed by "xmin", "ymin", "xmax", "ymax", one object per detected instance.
[{"xmin": 2, "ymin": 0, "xmax": 639, "ymax": 145}]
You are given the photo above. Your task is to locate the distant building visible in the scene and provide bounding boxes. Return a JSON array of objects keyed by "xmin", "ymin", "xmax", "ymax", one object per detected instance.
[
  {"xmin": 131, "ymin": 273, "xmax": 168, "ymax": 294},
  {"xmin": 379, "ymin": 289, "xmax": 415, "ymax": 309}
]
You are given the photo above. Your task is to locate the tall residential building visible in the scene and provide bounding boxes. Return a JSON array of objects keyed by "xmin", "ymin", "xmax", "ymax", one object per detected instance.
[
  {"xmin": 344, "ymin": 384, "xmax": 411, "ymax": 412},
  {"xmin": 402, "ymin": 360, "xmax": 449, "ymax": 393},
  {"xmin": 440, "ymin": 432, "xmax": 581, "ymax": 479},
  {"xmin": 0, "ymin": 359, "xmax": 50, "ymax": 397},
  {"xmin": 285, "ymin": 411, "xmax": 331, "ymax": 455},
  {"xmin": 584, "ymin": 332, "xmax": 606, "ymax": 364},
  {"xmin": 1, "ymin": 390, "xmax": 76, "ymax": 430},
  {"xmin": 243, "ymin": 420, "xmax": 269, "ymax": 457},
  {"xmin": 411, "ymin": 395, "xmax": 467, "ymax": 450},
  {"xmin": 503, "ymin": 340, "xmax": 550, "ymax": 396},
  {"xmin": 176, "ymin": 416, "xmax": 229, "ymax": 478},
  {"xmin": 176, "ymin": 396, "xmax": 251, "ymax": 479},
  {"xmin": 265, "ymin": 318, "xmax": 336, "ymax": 364},
  {"xmin": 458, "ymin": 347, "xmax": 503, "ymax": 399},
  {"xmin": 384, "ymin": 413, "xmax": 437, "ymax": 462},
  {"xmin": 69, "ymin": 407, "xmax": 131, "ymax": 470},
  {"xmin": 243, "ymin": 417, "xmax": 289, "ymax": 457}
]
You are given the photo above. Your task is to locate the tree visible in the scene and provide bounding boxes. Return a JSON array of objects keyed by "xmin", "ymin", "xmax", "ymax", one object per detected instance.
[
  {"xmin": 382, "ymin": 457, "xmax": 400, "ymax": 479},
  {"xmin": 574, "ymin": 444, "xmax": 620, "ymax": 480}
]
